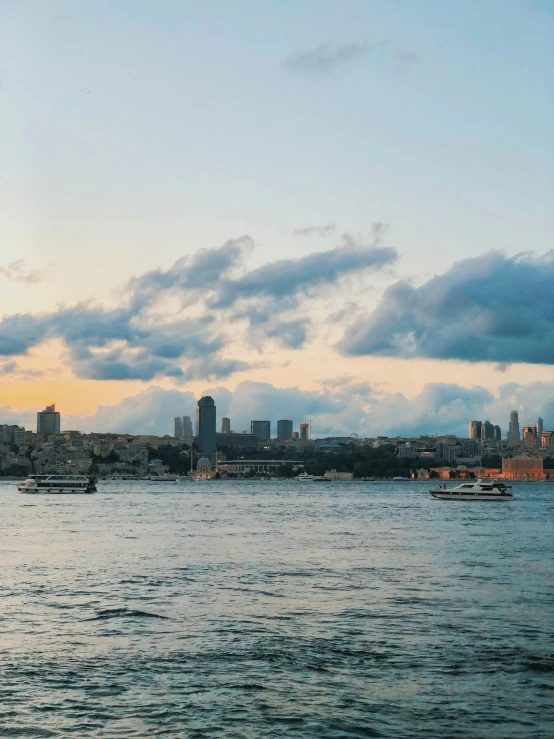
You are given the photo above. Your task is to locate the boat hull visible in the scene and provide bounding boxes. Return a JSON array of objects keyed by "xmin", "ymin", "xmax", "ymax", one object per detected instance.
[
  {"xmin": 430, "ymin": 491, "xmax": 512, "ymax": 501},
  {"xmin": 20, "ymin": 489, "xmax": 95, "ymax": 494}
]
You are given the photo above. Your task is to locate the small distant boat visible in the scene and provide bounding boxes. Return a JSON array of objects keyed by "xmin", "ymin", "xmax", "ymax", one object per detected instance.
[
  {"xmin": 430, "ymin": 478, "xmax": 513, "ymax": 501},
  {"xmin": 313, "ymin": 476, "xmax": 332, "ymax": 482},
  {"xmin": 295, "ymin": 472, "xmax": 314, "ymax": 481},
  {"xmin": 393, "ymin": 476, "xmax": 410, "ymax": 482},
  {"xmin": 361, "ymin": 477, "xmax": 375, "ymax": 482},
  {"xmin": 19, "ymin": 474, "xmax": 96, "ymax": 494}
]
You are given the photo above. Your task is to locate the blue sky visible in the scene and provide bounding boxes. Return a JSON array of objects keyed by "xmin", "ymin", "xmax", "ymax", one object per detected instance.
[{"xmin": 1, "ymin": 0, "xmax": 553, "ymax": 436}]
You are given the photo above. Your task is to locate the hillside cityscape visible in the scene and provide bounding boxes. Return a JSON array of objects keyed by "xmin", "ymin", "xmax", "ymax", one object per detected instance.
[{"xmin": 1, "ymin": 399, "xmax": 552, "ymax": 482}]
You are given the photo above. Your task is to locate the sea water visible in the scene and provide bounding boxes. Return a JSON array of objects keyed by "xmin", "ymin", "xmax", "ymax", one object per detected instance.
[{"xmin": 0, "ymin": 480, "xmax": 552, "ymax": 738}]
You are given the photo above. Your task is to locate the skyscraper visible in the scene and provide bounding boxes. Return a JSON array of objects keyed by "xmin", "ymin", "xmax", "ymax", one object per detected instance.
[
  {"xmin": 469, "ymin": 421, "xmax": 482, "ymax": 440},
  {"xmin": 536, "ymin": 417, "xmax": 544, "ymax": 438},
  {"xmin": 482, "ymin": 420, "xmax": 495, "ymax": 440},
  {"xmin": 299, "ymin": 423, "xmax": 309, "ymax": 440},
  {"xmin": 251, "ymin": 420, "xmax": 270, "ymax": 442},
  {"xmin": 37, "ymin": 404, "xmax": 61, "ymax": 436},
  {"xmin": 221, "ymin": 417, "xmax": 231, "ymax": 434},
  {"xmin": 174, "ymin": 416, "xmax": 193, "ymax": 438},
  {"xmin": 508, "ymin": 410, "xmax": 520, "ymax": 442},
  {"xmin": 523, "ymin": 426, "xmax": 537, "ymax": 448},
  {"xmin": 183, "ymin": 416, "xmax": 193, "ymax": 437},
  {"xmin": 277, "ymin": 420, "xmax": 293, "ymax": 441},
  {"xmin": 493, "ymin": 425, "xmax": 502, "ymax": 441},
  {"xmin": 196, "ymin": 397, "xmax": 216, "ymax": 455}
]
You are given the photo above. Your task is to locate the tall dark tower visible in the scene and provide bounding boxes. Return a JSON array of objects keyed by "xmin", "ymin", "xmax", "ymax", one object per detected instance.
[{"xmin": 196, "ymin": 396, "xmax": 216, "ymax": 455}]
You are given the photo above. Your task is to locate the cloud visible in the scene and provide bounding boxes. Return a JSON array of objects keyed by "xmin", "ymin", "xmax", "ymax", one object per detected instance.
[
  {"xmin": 127, "ymin": 236, "xmax": 252, "ymax": 311},
  {"xmin": 213, "ymin": 227, "xmax": 395, "ymax": 309},
  {"xmin": 0, "ymin": 360, "xmax": 18, "ymax": 375},
  {"xmin": 66, "ymin": 386, "xmax": 198, "ymax": 435},
  {"xmin": 4, "ymin": 378, "xmax": 554, "ymax": 438},
  {"xmin": 292, "ymin": 224, "xmax": 337, "ymax": 238},
  {"xmin": 0, "ymin": 259, "xmax": 42, "ymax": 284},
  {"xmin": 0, "ymin": 231, "xmax": 395, "ymax": 380},
  {"xmin": 285, "ymin": 41, "xmax": 371, "ymax": 74},
  {"xmin": 339, "ymin": 251, "xmax": 554, "ymax": 366}
]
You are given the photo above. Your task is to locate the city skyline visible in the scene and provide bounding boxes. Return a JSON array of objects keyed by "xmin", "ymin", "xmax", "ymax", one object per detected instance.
[{"xmin": 1, "ymin": 2, "xmax": 553, "ymax": 440}]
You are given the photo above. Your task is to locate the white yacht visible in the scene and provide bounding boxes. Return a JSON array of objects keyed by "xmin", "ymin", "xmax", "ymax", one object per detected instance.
[
  {"xmin": 19, "ymin": 474, "xmax": 97, "ymax": 494},
  {"xmin": 295, "ymin": 471, "xmax": 314, "ymax": 481},
  {"xmin": 430, "ymin": 478, "xmax": 512, "ymax": 501}
]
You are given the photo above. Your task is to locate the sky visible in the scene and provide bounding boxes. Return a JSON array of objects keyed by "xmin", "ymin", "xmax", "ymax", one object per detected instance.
[{"xmin": 1, "ymin": 0, "xmax": 553, "ymax": 438}]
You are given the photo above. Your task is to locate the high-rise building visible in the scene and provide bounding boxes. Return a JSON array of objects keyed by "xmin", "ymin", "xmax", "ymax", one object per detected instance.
[
  {"xmin": 196, "ymin": 397, "xmax": 216, "ymax": 455},
  {"xmin": 221, "ymin": 417, "xmax": 231, "ymax": 434},
  {"xmin": 299, "ymin": 423, "xmax": 309, "ymax": 440},
  {"xmin": 277, "ymin": 420, "xmax": 293, "ymax": 441},
  {"xmin": 508, "ymin": 411, "xmax": 520, "ymax": 442},
  {"xmin": 482, "ymin": 420, "xmax": 495, "ymax": 440},
  {"xmin": 216, "ymin": 432, "xmax": 259, "ymax": 449},
  {"xmin": 251, "ymin": 420, "xmax": 270, "ymax": 442},
  {"xmin": 536, "ymin": 417, "xmax": 544, "ymax": 438},
  {"xmin": 461, "ymin": 439, "xmax": 479, "ymax": 458},
  {"xmin": 37, "ymin": 404, "xmax": 60, "ymax": 436},
  {"xmin": 174, "ymin": 416, "xmax": 193, "ymax": 438},
  {"xmin": 493, "ymin": 425, "xmax": 502, "ymax": 441},
  {"xmin": 469, "ymin": 421, "xmax": 482, "ymax": 440},
  {"xmin": 541, "ymin": 431, "xmax": 553, "ymax": 450},
  {"xmin": 183, "ymin": 416, "xmax": 193, "ymax": 437},
  {"xmin": 435, "ymin": 443, "xmax": 456, "ymax": 463},
  {"xmin": 523, "ymin": 426, "xmax": 537, "ymax": 448}
]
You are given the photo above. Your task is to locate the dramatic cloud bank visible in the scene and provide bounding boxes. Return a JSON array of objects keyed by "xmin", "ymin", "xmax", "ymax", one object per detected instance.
[
  {"xmin": 0, "ymin": 230, "xmax": 396, "ymax": 381},
  {"xmin": 2, "ymin": 379, "xmax": 549, "ymax": 439},
  {"xmin": 340, "ymin": 251, "xmax": 554, "ymax": 365}
]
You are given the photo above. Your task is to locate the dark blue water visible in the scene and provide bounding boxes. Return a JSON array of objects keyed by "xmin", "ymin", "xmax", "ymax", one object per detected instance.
[{"xmin": 0, "ymin": 480, "xmax": 552, "ymax": 738}]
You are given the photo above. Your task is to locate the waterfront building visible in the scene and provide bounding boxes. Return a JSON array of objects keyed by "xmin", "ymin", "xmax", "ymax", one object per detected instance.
[
  {"xmin": 502, "ymin": 456, "xmax": 544, "ymax": 481},
  {"xmin": 469, "ymin": 421, "xmax": 482, "ymax": 440},
  {"xmin": 251, "ymin": 420, "xmax": 270, "ymax": 442},
  {"xmin": 37, "ymin": 404, "xmax": 61, "ymax": 437},
  {"xmin": 277, "ymin": 420, "xmax": 293, "ymax": 441},
  {"xmin": 196, "ymin": 397, "xmax": 216, "ymax": 455},
  {"xmin": 194, "ymin": 457, "xmax": 215, "ymax": 479},
  {"xmin": 324, "ymin": 469, "xmax": 353, "ymax": 481},
  {"xmin": 508, "ymin": 410, "xmax": 520, "ymax": 442},
  {"xmin": 217, "ymin": 459, "xmax": 303, "ymax": 476},
  {"xmin": 221, "ymin": 417, "xmax": 231, "ymax": 434}
]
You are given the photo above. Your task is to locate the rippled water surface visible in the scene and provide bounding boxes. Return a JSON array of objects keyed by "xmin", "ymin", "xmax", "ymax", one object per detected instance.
[{"xmin": 1, "ymin": 480, "xmax": 553, "ymax": 738}]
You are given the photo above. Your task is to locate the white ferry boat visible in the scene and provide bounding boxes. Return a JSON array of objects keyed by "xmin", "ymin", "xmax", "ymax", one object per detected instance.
[
  {"xmin": 295, "ymin": 471, "xmax": 314, "ymax": 481},
  {"xmin": 19, "ymin": 474, "xmax": 97, "ymax": 494},
  {"xmin": 430, "ymin": 478, "xmax": 512, "ymax": 501}
]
